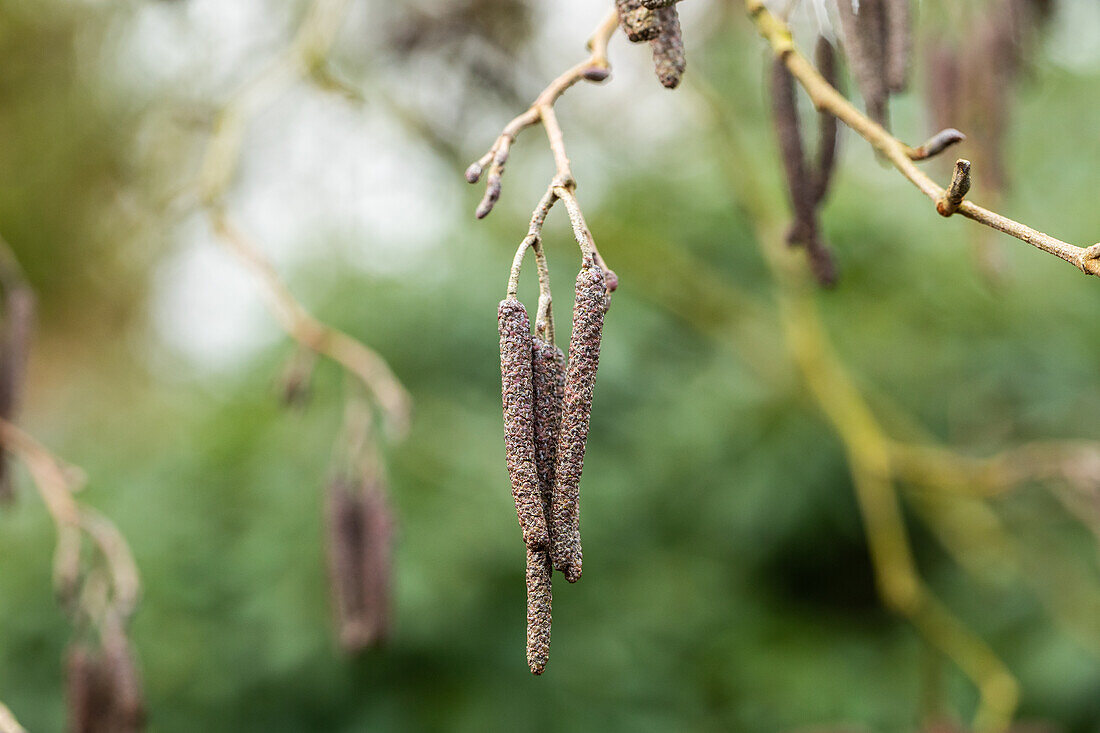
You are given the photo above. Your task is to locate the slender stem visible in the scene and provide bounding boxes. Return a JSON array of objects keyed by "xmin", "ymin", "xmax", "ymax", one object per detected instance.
[{"xmin": 744, "ymin": 0, "xmax": 1100, "ymax": 276}]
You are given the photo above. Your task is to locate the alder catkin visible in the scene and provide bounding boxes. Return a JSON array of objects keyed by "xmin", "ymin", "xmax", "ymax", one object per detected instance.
[
  {"xmin": 325, "ymin": 476, "xmax": 393, "ymax": 651},
  {"xmin": 525, "ymin": 547, "xmax": 552, "ymax": 675},
  {"xmin": 883, "ymin": 0, "xmax": 911, "ymax": 93},
  {"xmin": 615, "ymin": 0, "xmax": 660, "ymax": 43},
  {"xmin": 0, "ymin": 286, "xmax": 34, "ymax": 502},
  {"xmin": 813, "ymin": 38, "xmax": 840, "ymax": 206},
  {"xmin": 650, "ymin": 6, "xmax": 686, "ymax": 89},
  {"xmin": 499, "ymin": 298, "xmax": 549, "ymax": 551},
  {"xmin": 550, "ymin": 265, "xmax": 607, "ymax": 582},
  {"xmin": 769, "ymin": 60, "xmax": 814, "ymax": 246},
  {"xmin": 532, "ymin": 338, "xmax": 566, "ymax": 532},
  {"xmin": 641, "ymin": 0, "xmax": 679, "ymax": 7},
  {"xmin": 836, "ymin": 0, "xmax": 890, "ymax": 128},
  {"xmin": 65, "ymin": 637, "xmax": 144, "ymax": 733}
]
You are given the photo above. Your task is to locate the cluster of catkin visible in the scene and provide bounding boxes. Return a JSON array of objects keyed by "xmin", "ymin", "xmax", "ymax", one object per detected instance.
[
  {"xmin": 769, "ymin": 39, "xmax": 842, "ymax": 286},
  {"xmin": 835, "ymin": 0, "xmax": 912, "ymax": 129},
  {"xmin": 65, "ymin": 629, "xmax": 145, "ymax": 733},
  {"xmin": 616, "ymin": 0, "xmax": 687, "ymax": 89},
  {"xmin": 499, "ymin": 260, "xmax": 610, "ymax": 674},
  {"xmin": 0, "ymin": 278, "xmax": 34, "ymax": 501},
  {"xmin": 923, "ymin": 0, "xmax": 1050, "ymax": 193},
  {"xmin": 325, "ymin": 473, "xmax": 394, "ymax": 653}
]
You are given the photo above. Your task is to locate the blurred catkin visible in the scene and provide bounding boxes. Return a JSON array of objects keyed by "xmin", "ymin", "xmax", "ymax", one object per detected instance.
[
  {"xmin": 325, "ymin": 476, "xmax": 394, "ymax": 651},
  {"xmin": 836, "ymin": 0, "xmax": 889, "ymax": 128},
  {"xmin": 813, "ymin": 38, "xmax": 840, "ymax": 205},
  {"xmin": 616, "ymin": 0, "xmax": 660, "ymax": 42},
  {"xmin": 499, "ymin": 298, "xmax": 548, "ymax": 550},
  {"xmin": 650, "ymin": 6, "xmax": 686, "ymax": 89},
  {"xmin": 883, "ymin": 0, "xmax": 911, "ymax": 92},
  {"xmin": 550, "ymin": 265, "xmax": 607, "ymax": 582},
  {"xmin": 64, "ymin": 635, "xmax": 144, "ymax": 733},
  {"xmin": 0, "ymin": 285, "xmax": 34, "ymax": 502},
  {"xmin": 525, "ymin": 547, "xmax": 552, "ymax": 674}
]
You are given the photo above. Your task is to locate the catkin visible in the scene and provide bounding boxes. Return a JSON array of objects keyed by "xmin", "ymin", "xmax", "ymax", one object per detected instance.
[
  {"xmin": 650, "ymin": 6, "xmax": 686, "ymax": 89},
  {"xmin": 532, "ymin": 338, "xmax": 566, "ymax": 533},
  {"xmin": 550, "ymin": 265, "xmax": 607, "ymax": 582},
  {"xmin": 615, "ymin": 0, "xmax": 660, "ymax": 43},
  {"xmin": 525, "ymin": 547, "xmax": 552, "ymax": 674},
  {"xmin": 883, "ymin": 0, "xmax": 911, "ymax": 92},
  {"xmin": 836, "ymin": 0, "xmax": 889, "ymax": 128},
  {"xmin": 65, "ymin": 637, "xmax": 144, "ymax": 733},
  {"xmin": 769, "ymin": 60, "xmax": 814, "ymax": 246},
  {"xmin": 499, "ymin": 298, "xmax": 549, "ymax": 551},
  {"xmin": 641, "ymin": 0, "xmax": 679, "ymax": 7},
  {"xmin": 0, "ymin": 286, "xmax": 34, "ymax": 502},
  {"xmin": 325, "ymin": 477, "xmax": 393, "ymax": 651},
  {"xmin": 813, "ymin": 38, "xmax": 840, "ymax": 206}
]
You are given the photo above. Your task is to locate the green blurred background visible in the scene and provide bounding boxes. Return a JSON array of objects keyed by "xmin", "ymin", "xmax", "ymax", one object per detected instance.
[{"xmin": 2, "ymin": 0, "xmax": 1100, "ymax": 730}]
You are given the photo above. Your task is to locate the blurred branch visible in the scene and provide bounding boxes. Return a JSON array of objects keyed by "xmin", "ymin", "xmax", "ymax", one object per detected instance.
[
  {"xmin": 744, "ymin": 0, "xmax": 1100, "ymax": 278},
  {"xmin": 210, "ymin": 210, "xmax": 410, "ymax": 433},
  {"xmin": 0, "ymin": 703, "xmax": 25, "ymax": 733},
  {"xmin": 194, "ymin": 0, "xmax": 411, "ymax": 435}
]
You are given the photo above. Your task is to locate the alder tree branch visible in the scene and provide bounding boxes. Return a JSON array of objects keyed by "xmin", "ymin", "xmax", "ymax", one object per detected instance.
[
  {"xmin": 195, "ymin": 0, "xmax": 411, "ymax": 434},
  {"xmin": 467, "ymin": 9, "xmax": 620, "ymax": 314},
  {"xmin": 744, "ymin": 0, "xmax": 1100, "ymax": 277}
]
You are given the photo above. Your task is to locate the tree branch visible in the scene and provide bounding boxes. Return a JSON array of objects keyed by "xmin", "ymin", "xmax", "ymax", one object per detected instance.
[{"xmin": 743, "ymin": 0, "xmax": 1100, "ymax": 277}]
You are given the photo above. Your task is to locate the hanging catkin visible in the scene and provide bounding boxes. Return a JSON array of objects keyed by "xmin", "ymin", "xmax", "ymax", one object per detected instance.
[
  {"xmin": 650, "ymin": 6, "xmax": 686, "ymax": 89},
  {"xmin": 65, "ymin": 635, "xmax": 144, "ymax": 733},
  {"xmin": 550, "ymin": 264, "xmax": 607, "ymax": 582},
  {"xmin": 769, "ymin": 58, "xmax": 839, "ymax": 287},
  {"xmin": 615, "ymin": 0, "xmax": 660, "ymax": 43},
  {"xmin": 499, "ymin": 298, "xmax": 549, "ymax": 551},
  {"xmin": 883, "ymin": 0, "xmax": 911, "ymax": 92},
  {"xmin": 836, "ymin": 0, "xmax": 889, "ymax": 128},
  {"xmin": 325, "ymin": 476, "xmax": 394, "ymax": 651},
  {"xmin": 525, "ymin": 547, "xmax": 553, "ymax": 674},
  {"xmin": 532, "ymin": 338, "xmax": 566, "ymax": 530},
  {"xmin": 769, "ymin": 59, "xmax": 815, "ymax": 246},
  {"xmin": 0, "ymin": 285, "xmax": 34, "ymax": 502},
  {"xmin": 813, "ymin": 38, "xmax": 840, "ymax": 205}
]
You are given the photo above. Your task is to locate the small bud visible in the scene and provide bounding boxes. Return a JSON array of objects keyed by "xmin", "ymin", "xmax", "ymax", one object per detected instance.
[
  {"xmin": 499, "ymin": 298, "xmax": 549, "ymax": 551},
  {"xmin": 582, "ymin": 66, "xmax": 611, "ymax": 83},
  {"xmin": 464, "ymin": 162, "xmax": 483, "ymax": 184}
]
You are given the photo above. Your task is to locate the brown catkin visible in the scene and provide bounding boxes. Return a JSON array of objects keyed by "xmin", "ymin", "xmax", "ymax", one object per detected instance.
[
  {"xmin": 0, "ymin": 286, "xmax": 34, "ymax": 502},
  {"xmin": 65, "ymin": 638, "xmax": 144, "ymax": 733},
  {"xmin": 836, "ymin": 0, "xmax": 890, "ymax": 128},
  {"xmin": 769, "ymin": 60, "xmax": 814, "ymax": 245},
  {"xmin": 499, "ymin": 298, "xmax": 548, "ymax": 551},
  {"xmin": 650, "ymin": 6, "xmax": 686, "ymax": 89},
  {"xmin": 550, "ymin": 265, "xmax": 607, "ymax": 581},
  {"xmin": 813, "ymin": 38, "xmax": 840, "ymax": 205},
  {"xmin": 525, "ymin": 547, "xmax": 552, "ymax": 674},
  {"xmin": 532, "ymin": 338, "xmax": 566, "ymax": 534},
  {"xmin": 325, "ymin": 477, "xmax": 393, "ymax": 651},
  {"xmin": 883, "ymin": 0, "xmax": 911, "ymax": 92},
  {"xmin": 615, "ymin": 0, "xmax": 660, "ymax": 43},
  {"xmin": 640, "ymin": 0, "xmax": 679, "ymax": 7}
]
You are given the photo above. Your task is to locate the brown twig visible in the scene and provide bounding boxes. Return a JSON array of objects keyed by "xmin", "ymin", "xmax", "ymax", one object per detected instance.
[
  {"xmin": 196, "ymin": 0, "xmax": 411, "ymax": 435},
  {"xmin": 744, "ymin": 0, "xmax": 1100, "ymax": 278},
  {"xmin": 466, "ymin": 10, "xmax": 619, "ymax": 219}
]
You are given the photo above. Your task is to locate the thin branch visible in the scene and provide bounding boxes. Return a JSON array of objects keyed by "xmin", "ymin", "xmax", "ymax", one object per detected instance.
[
  {"xmin": 0, "ymin": 703, "xmax": 25, "ymax": 733},
  {"xmin": 209, "ymin": 211, "xmax": 411, "ymax": 434},
  {"xmin": 195, "ymin": 0, "xmax": 411, "ymax": 435},
  {"xmin": 744, "ymin": 0, "xmax": 1100, "ymax": 277},
  {"xmin": 466, "ymin": 10, "xmax": 619, "ymax": 218}
]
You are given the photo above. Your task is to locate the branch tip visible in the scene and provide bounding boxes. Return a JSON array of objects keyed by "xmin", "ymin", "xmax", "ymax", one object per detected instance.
[
  {"xmin": 909, "ymin": 128, "xmax": 966, "ymax": 161},
  {"xmin": 937, "ymin": 159, "xmax": 971, "ymax": 217}
]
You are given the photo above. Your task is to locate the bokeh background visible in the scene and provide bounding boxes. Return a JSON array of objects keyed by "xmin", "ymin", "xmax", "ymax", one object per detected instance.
[{"xmin": 2, "ymin": 0, "xmax": 1100, "ymax": 730}]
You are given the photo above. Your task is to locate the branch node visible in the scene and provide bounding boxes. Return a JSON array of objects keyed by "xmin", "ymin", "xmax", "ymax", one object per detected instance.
[{"xmin": 936, "ymin": 159, "xmax": 971, "ymax": 217}]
